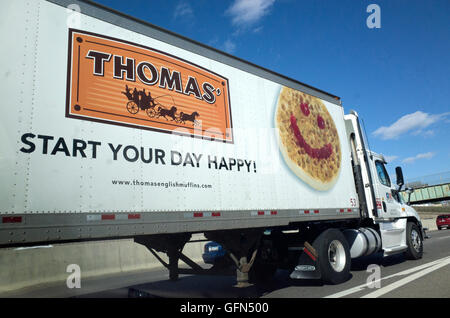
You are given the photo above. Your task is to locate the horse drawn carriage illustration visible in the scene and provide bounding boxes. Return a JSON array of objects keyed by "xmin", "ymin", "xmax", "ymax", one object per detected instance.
[{"xmin": 122, "ymin": 85, "xmax": 200, "ymax": 126}]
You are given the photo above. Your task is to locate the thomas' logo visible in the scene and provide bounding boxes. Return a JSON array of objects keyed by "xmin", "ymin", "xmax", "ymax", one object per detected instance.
[{"xmin": 66, "ymin": 29, "xmax": 233, "ymax": 143}]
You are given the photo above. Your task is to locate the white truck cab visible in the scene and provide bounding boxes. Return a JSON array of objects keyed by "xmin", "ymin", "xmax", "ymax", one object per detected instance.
[
  {"xmin": 369, "ymin": 151, "xmax": 423, "ymax": 256},
  {"xmin": 345, "ymin": 111, "xmax": 424, "ymax": 259},
  {"xmin": 369, "ymin": 152, "xmax": 421, "ymax": 222}
]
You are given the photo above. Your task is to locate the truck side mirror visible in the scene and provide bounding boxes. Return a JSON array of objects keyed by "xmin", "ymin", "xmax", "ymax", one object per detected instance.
[
  {"xmin": 405, "ymin": 187, "xmax": 413, "ymax": 205},
  {"xmin": 395, "ymin": 166, "xmax": 404, "ymax": 191}
]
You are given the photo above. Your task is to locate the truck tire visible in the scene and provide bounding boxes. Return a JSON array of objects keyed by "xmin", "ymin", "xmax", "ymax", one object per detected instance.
[
  {"xmin": 313, "ymin": 228, "xmax": 351, "ymax": 285},
  {"xmin": 404, "ymin": 222, "xmax": 423, "ymax": 260}
]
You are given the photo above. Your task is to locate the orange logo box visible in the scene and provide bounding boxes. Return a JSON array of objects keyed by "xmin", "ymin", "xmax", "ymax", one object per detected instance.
[{"xmin": 66, "ymin": 29, "xmax": 233, "ymax": 143}]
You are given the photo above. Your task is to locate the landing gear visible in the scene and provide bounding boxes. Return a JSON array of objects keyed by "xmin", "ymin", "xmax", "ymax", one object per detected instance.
[
  {"xmin": 206, "ymin": 229, "xmax": 263, "ymax": 288},
  {"xmin": 134, "ymin": 233, "xmax": 192, "ymax": 281},
  {"xmin": 135, "ymin": 230, "xmax": 263, "ymax": 287}
]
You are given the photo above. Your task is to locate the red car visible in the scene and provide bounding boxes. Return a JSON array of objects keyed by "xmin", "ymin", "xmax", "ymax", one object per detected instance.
[{"xmin": 436, "ymin": 214, "xmax": 450, "ymax": 230}]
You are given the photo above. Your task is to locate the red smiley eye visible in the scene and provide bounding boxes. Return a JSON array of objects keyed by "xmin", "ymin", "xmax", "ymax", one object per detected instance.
[
  {"xmin": 317, "ymin": 115, "xmax": 325, "ymax": 129},
  {"xmin": 300, "ymin": 102, "xmax": 310, "ymax": 116}
]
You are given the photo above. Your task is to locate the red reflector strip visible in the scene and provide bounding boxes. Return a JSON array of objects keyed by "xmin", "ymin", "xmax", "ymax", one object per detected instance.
[
  {"xmin": 314, "ymin": 210, "xmax": 319, "ymax": 214},
  {"xmin": 185, "ymin": 212, "xmax": 221, "ymax": 218},
  {"xmin": 252, "ymin": 211, "xmax": 279, "ymax": 216},
  {"xmin": 340, "ymin": 209, "xmax": 344, "ymax": 213},
  {"xmin": 128, "ymin": 214, "xmax": 141, "ymax": 219},
  {"xmin": 250, "ymin": 210, "xmax": 278, "ymax": 216},
  {"xmin": 347, "ymin": 209, "xmax": 352, "ymax": 212},
  {"xmin": 2, "ymin": 216, "xmax": 22, "ymax": 223},
  {"xmin": 304, "ymin": 210, "xmax": 310, "ymax": 214},
  {"xmin": 303, "ymin": 247, "xmax": 317, "ymax": 262},
  {"xmin": 101, "ymin": 214, "xmax": 115, "ymax": 220}
]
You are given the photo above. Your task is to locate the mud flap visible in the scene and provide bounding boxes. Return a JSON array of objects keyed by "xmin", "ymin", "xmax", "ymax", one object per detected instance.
[
  {"xmin": 290, "ymin": 242, "xmax": 322, "ymax": 280},
  {"xmin": 422, "ymin": 227, "xmax": 430, "ymax": 239}
]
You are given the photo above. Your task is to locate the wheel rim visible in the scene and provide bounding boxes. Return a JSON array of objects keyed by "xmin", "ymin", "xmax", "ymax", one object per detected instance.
[
  {"xmin": 411, "ymin": 229, "xmax": 422, "ymax": 252},
  {"xmin": 328, "ymin": 240, "xmax": 346, "ymax": 272},
  {"xmin": 127, "ymin": 102, "xmax": 139, "ymax": 114},
  {"xmin": 146, "ymin": 108, "xmax": 156, "ymax": 118}
]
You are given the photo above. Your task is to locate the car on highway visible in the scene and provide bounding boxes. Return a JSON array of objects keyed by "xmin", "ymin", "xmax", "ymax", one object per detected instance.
[{"xmin": 436, "ymin": 214, "xmax": 450, "ymax": 230}]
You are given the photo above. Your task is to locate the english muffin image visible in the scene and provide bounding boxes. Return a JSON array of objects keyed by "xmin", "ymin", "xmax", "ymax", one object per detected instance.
[{"xmin": 275, "ymin": 86, "xmax": 341, "ymax": 191}]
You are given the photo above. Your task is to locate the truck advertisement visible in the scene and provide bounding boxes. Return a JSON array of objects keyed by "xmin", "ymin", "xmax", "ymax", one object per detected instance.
[
  {"xmin": 1, "ymin": 4, "xmax": 357, "ymax": 215},
  {"xmin": 0, "ymin": 0, "xmax": 428, "ymax": 294}
]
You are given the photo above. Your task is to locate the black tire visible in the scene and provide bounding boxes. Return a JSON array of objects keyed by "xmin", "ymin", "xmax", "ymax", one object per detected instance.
[
  {"xmin": 312, "ymin": 228, "xmax": 351, "ymax": 285},
  {"xmin": 404, "ymin": 222, "xmax": 423, "ymax": 260},
  {"xmin": 438, "ymin": 227, "xmax": 442, "ymax": 231}
]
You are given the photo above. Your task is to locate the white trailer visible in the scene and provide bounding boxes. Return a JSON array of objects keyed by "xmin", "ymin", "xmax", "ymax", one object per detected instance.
[{"xmin": 0, "ymin": 0, "xmax": 426, "ymax": 286}]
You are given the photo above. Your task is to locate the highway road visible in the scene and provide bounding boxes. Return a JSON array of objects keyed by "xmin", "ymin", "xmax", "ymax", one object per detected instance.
[{"xmin": 3, "ymin": 229, "xmax": 449, "ymax": 298}]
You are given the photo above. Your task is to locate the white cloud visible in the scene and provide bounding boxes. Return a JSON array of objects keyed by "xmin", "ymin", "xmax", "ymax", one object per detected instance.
[
  {"xmin": 173, "ymin": 2, "xmax": 194, "ymax": 19},
  {"xmin": 402, "ymin": 152, "xmax": 435, "ymax": 164},
  {"xmin": 253, "ymin": 26, "xmax": 264, "ymax": 33},
  {"xmin": 208, "ymin": 37, "xmax": 218, "ymax": 46},
  {"xmin": 226, "ymin": 0, "xmax": 275, "ymax": 27},
  {"xmin": 223, "ymin": 39, "xmax": 237, "ymax": 54},
  {"xmin": 383, "ymin": 155, "xmax": 398, "ymax": 162},
  {"xmin": 372, "ymin": 111, "xmax": 449, "ymax": 140}
]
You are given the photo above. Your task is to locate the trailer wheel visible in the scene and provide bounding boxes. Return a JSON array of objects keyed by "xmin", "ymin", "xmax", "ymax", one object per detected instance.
[
  {"xmin": 404, "ymin": 222, "xmax": 423, "ymax": 260},
  {"xmin": 313, "ymin": 228, "xmax": 351, "ymax": 285}
]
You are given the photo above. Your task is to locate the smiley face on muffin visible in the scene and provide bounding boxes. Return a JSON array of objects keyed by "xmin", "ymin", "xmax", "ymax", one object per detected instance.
[{"xmin": 275, "ymin": 86, "xmax": 341, "ymax": 190}]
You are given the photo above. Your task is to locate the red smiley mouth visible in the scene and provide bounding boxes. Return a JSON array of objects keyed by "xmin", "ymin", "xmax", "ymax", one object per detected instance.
[{"xmin": 290, "ymin": 113, "xmax": 333, "ymax": 160}]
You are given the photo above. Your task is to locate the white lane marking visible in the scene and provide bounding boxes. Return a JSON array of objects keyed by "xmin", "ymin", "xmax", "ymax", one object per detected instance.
[
  {"xmin": 324, "ymin": 256, "xmax": 450, "ymax": 298},
  {"xmin": 435, "ymin": 235, "xmax": 450, "ymax": 241},
  {"xmin": 362, "ymin": 257, "xmax": 450, "ymax": 298}
]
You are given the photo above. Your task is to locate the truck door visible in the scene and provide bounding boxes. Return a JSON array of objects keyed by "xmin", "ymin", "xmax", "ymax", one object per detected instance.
[{"xmin": 372, "ymin": 159, "xmax": 401, "ymax": 219}]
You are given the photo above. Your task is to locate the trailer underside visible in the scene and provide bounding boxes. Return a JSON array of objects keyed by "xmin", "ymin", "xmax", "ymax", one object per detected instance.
[{"xmin": 0, "ymin": 210, "xmax": 360, "ymax": 247}]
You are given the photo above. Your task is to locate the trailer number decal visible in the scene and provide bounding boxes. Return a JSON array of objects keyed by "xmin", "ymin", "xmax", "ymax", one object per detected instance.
[{"xmin": 66, "ymin": 29, "xmax": 233, "ymax": 143}]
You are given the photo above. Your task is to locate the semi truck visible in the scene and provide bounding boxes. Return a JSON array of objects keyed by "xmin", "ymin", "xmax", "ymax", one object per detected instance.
[{"xmin": 0, "ymin": 0, "xmax": 426, "ymax": 287}]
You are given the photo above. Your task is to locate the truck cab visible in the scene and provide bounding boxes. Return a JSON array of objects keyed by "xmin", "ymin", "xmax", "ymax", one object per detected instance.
[
  {"xmin": 368, "ymin": 151, "xmax": 424, "ymax": 256},
  {"xmin": 369, "ymin": 151, "xmax": 421, "ymax": 223},
  {"xmin": 344, "ymin": 111, "xmax": 424, "ymax": 258}
]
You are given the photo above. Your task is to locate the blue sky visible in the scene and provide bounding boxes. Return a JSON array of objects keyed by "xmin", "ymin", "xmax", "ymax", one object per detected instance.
[{"xmin": 93, "ymin": 0, "xmax": 449, "ymax": 182}]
